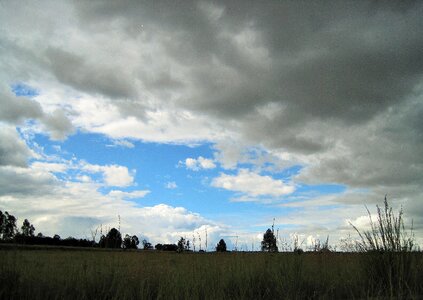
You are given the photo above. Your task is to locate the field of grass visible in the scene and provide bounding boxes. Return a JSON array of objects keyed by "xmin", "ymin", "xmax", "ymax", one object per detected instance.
[{"xmin": 1, "ymin": 245, "xmax": 423, "ymax": 299}]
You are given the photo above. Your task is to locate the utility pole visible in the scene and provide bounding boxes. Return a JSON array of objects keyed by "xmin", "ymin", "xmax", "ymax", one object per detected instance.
[
  {"xmin": 205, "ymin": 227, "xmax": 208, "ymax": 252},
  {"xmin": 198, "ymin": 231, "xmax": 202, "ymax": 251},
  {"xmin": 118, "ymin": 215, "xmax": 121, "ymax": 232},
  {"xmin": 276, "ymin": 228, "xmax": 279, "ymax": 249}
]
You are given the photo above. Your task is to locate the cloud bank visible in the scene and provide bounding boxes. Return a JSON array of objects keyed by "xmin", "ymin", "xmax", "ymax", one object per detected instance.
[{"xmin": 1, "ymin": 1, "xmax": 422, "ymax": 245}]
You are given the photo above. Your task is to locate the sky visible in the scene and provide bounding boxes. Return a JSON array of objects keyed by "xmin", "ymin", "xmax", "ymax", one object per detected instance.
[{"xmin": 1, "ymin": 1, "xmax": 422, "ymax": 250}]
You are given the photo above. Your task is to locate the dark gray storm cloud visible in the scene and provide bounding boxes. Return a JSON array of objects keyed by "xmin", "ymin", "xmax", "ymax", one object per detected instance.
[
  {"xmin": 45, "ymin": 47, "xmax": 137, "ymax": 100},
  {"xmin": 0, "ymin": 126, "xmax": 32, "ymax": 167},
  {"xmin": 0, "ymin": 83, "xmax": 74, "ymax": 140},
  {"xmin": 0, "ymin": 0, "xmax": 422, "ymax": 243},
  {"xmin": 0, "ymin": 87, "xmax": 43, "ymax": 123},
  {"xmin": 0, "ymin": 166, "xmax": 58, "ymax": 197},
  {"xmin": 1, "ymin": 1, "xmax": 422, "ymax": 191},
  {"xmin": 75, "ymin": 1, "xmax": 422, "ymax": 116}
]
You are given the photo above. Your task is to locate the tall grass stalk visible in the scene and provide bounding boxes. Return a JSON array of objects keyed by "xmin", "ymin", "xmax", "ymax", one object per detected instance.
[
  {"xmin": 350, "ymin": 196, "xmax": 419, "ymax": 298},
  {"xmin": 350, "ymin": 196, "xmax": 415, "ymax": 252}
]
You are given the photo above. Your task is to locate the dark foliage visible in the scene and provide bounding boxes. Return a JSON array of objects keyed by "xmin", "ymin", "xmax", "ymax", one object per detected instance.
[
  {"xmin": 13, "ymin": 234, "xmax": 94, "ymax": 247},
  {"xmin": 177, "ymin": 237, "xmax": 190, "ymax": 253},
  {"xmin": 155, "ymin": 243, "xmax": 178, "ymax": 251},
  {"xmin": 216, "ymin": 239, "xmax": 227, "ymax": 252},
  {"xmin": 261, "ymin": 228, "xmax": 278, "ymax": 252},
  {"xmin": 123, "ymin": 234, "xmax": 139, "ymax": 249},
  {"xmin": 21, "ymin": 219, "xmax": 35, "ymax": 237},
  {"xmin": 99, "ymin": 228, "xmax": 122, "ymax": 248},
  {"xmin": 141, "ymin": 239, "xmax": 153, "ymax": 250},
  {"xmin": 0, "ymin": 211, "xmax": 17, "ymax": 240}
]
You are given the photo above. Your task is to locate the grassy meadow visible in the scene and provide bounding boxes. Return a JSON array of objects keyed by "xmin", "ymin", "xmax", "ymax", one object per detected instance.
[{"xmin": 1, "ymin": 245, "xmax": 423, "ymax": 299}]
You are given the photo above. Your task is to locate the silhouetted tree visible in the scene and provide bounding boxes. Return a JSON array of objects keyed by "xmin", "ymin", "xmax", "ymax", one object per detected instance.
[
  {"xmin": 0, "ymin": 211, "xmax": 17, "ymax": 240},
  {"xmin": 261, "ymin": 228, "xmax": 278, "ymax": 252},
  {"xmin": 162, "ymin": 244, "xmax": 178, "ymax": 251},
  {"xmin": 123, "ymin": 234, "xmax": 139, "ymax": 249},
  {"xmin": 216, "ymin": 239, "xmax": 227, "ymax": 252},
  {"xmin": 155, "ymin": 243, "xmax": 163, "ymax": 250},
  {"xmin": 123, "ymin": 234, "xmax": 131, "ymax": 249},
  {"xmin": 21, "ymin": 219, "xmax": 35, "ymax": 237},
  {"xmin": 105, "ymin": 228, "xmax": 122, "ymax": 248},
  {"xmin": 0, "ymin": 210, "xmax": 5, "ymax": 239},
  {"xmin": 99, "ymin": 235, "xmax": 106, "ymax": 248},
  {"xmin": 142, "ymin": 239, "xmax": 152, "ymax": 250},
  {"xmin": 131, "ymin": 235, "xmax": 139, "ymax": 249},
  {"xmin": 177, "ymin": 237, "xmax": 190, "ymax": 252}
]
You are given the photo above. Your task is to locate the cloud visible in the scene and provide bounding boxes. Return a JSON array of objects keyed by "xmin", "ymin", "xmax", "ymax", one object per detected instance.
[
  {"xmin": 102, "ymin": 166, "xmax": 134, "ymax": 187},
  {"xmin": 0, "ymin": 154, "xmax": 223, "ymax": 244},
  {"xmin": 107, "ymin": 139, "xmax": 135, "ymax": 148},
  {"xmin": 45, "ymin": 47, "xmax": 137, "ymax": 100},
  {"xmin": 0, "ymin": 126, "xmax": 33, "ymax": 167},
  {"xmin": 1, "ymin": 1, "xmax": 423, "ymax": 245},
  {"xmin": 184, "ymin": 156, "xmax": 216, "ymax": 171},
  {"xmin": 0, "ymin": 179, "xmax": 219, "ymax": 244},
  {"xmin": 0, "ymin": 86, "xmax": 43, "ymax": 123},
  {"xmin": 165, "ymin": 181, "xmax": 178, "ymax": 189},
  {"xmin": 41, "ymin": 109, "xmax": 74, "ymax": 140},
  {"xmin": 108, "ymin": 190, "xmax": 150, "ymax": 199},
  {"xmin": 211, "ymin": 169, "xmax": 295, "ymax": 198},
  {"xmin": 82, "ymin": 163, "xmax": 135, "ymax": 187},
  {"xmin": 31, "ymin": 161, "xmax": 68, "ymax": 173},
  {"xmin": 0, "ymin": 165, "xmax": 59, "ymax": 197},
  {"xmin": 0, "ymin": 84, "xmax": 74, "ymax": 140}
]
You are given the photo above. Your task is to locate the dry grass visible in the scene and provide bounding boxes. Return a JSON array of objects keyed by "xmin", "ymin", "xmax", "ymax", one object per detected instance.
[{"xmin": 1, "ymin": 246, "xmax": 422, "ymax": 299}]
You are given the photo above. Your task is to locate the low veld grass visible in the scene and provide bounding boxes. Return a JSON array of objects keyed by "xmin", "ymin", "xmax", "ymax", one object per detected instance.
[
  {"xmin": 1, "ymin": 197, "xmax": 421, "ymax": 299},
  {"xmin": 1, "ymin": 247, "xmax": 422, "ymax": 299}
]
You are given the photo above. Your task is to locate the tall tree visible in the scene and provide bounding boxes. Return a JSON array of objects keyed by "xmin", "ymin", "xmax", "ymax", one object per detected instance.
[
  {"xmin": 123, "ymin": 234, "xmax": 140, "ymax": 249},
  {"xmin": 131, "ymin": 235, "xmax": 140, "ymax": 249},
  {"xmin": 177, "ymin": 237, "xmax": 190, "ymax": 252},
  {"xmin": 261, "ymin": 228, "xmax": 278, "ymax": 252},
  {"xmin": 216, "ymin": 239, "xmax": 227, "ymax": 252},
  {"xmin": 105, "ymin": 228, "xmax": 122, "ymax": 248},
  {"xmin": 141, "ymin": 238, "xmax": 152, "ymax": 250},
  {"xmin": 123, "ymin": 234, "xmax": 132, "ymax": 249},
  {"xmin": 1, "ymin": 211, "xmax": 17, "ymax": 240},
  {"xmin": 21, "ymin": 219, "xmax": 35, "ymax": 237},
  {"xmin": 0, "ymin": 210, "xmax": 4, "ymax": 239}
]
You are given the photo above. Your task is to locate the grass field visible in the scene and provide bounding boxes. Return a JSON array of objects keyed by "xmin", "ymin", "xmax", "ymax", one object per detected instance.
[{"xmin": 1, "ymin": 245, "xmax": 423, "ymax": 299}]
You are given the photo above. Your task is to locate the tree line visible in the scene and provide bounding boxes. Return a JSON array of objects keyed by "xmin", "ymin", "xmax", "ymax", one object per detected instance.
[
  {"xmin": 1, "ymin": 197, "xmax": 418, "ymax": 253},
  {"xmin": 0, "ymin": 209, "xmax": 280, "ymax": 252}
]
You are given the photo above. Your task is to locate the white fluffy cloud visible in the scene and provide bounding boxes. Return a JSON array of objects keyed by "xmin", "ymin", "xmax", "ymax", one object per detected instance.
[
  {"xmin": 107, "ymin": 139, "xmax": 135, "ymax": 148},
  {"xmin": 31, "ymin": 161, "xmax": 68, "ymax": 173},
  {"xmin": 0, "ymin": 160, "xmax": 224, "ymax": 245},
  {"xmin": 212, "ymin": 169, "xmax": 295, "ymax": 198},
  {"xmin": 165, "ymin": 181, "xmax": 178, "ymax": 189},
  {"xmin": 108, "ymin": 190, "xmax": 150, "ymax": 199},
  {"xmin": 82, "ymin": 163, "xmax": 134, "ymax": 187},
  {"xmin": 184, "ymin": 156, "xmax": 216, "ymax": 171}
]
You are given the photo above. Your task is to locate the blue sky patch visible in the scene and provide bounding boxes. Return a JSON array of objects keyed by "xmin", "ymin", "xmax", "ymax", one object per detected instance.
[{"xmin": 11, "ymin": 83, "xmax": 39, "ymax": 97}]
